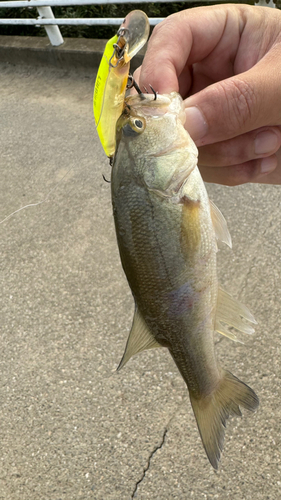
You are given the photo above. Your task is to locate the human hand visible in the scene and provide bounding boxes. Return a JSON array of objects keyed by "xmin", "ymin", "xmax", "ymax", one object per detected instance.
[{"xmin": 135, "ymin": 5, "xmax": 281, "ymax": 185}]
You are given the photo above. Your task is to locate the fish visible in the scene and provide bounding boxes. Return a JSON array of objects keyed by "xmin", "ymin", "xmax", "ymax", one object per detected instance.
[{"xmin": 111, "ymin": 91, "xmax": 259, "ymax": 469}]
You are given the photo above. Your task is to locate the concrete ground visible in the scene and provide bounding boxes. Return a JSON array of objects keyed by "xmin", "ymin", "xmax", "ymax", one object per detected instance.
[{"xmin": 0, "ymin": 52, "xmax": 281, "ymax": 500}]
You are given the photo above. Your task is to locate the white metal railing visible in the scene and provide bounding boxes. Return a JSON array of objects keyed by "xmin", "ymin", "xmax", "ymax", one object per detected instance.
[
  {"xmin": 0, "ymin": 0, "xmax": 168, "ymax": 46},
  {"xmin": 0, "ymin": 0, "xmax": 276, "ymax": 47}
]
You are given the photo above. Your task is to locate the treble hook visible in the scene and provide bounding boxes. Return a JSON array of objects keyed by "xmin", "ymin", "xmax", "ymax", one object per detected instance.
[
  {"xmin": 127, "ymin": 75, "xmax": 146, "ymax": 100},
  {"xmin": 149, "ymin": 84, "xmax": 158, "ymax": 101},
  {"xmin": 102, "ymin": 174, "xmax": 111, "ymax": 183},
  {"xmin": 138, "ymin": 82, "xmax": 158, "ymax": 101}
]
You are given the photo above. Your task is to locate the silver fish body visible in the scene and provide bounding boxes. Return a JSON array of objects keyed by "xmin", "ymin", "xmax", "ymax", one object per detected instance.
[{"xmin": 111, "ymin": 92, "xmax": 258, "ymax": 468}]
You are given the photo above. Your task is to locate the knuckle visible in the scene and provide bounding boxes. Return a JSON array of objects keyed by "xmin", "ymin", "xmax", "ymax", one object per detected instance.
[
  {"xmin": 150, "ymin": 17, "xmax": 169, "ymax": 39},
  {"xmin": 198, "ymin": 136, "xmax": 251, "ymax": 167},
  {"xmin": 150, "ymin": 21, "xmax": 161, "ymax": 37},
  {"xmin": 198, "ymin": 161, "xmax": 258, "ymax": 186},
  {"xmin": 150, "ymin": 13, "xmax": 180, "ymax": 40},
  {"xmin": 216, "ymin": 78, "xmax": 258, "ymax": 135},
  {"xmin": 225, "ymin": 162, "xmax": 258, "ymax": 186}
]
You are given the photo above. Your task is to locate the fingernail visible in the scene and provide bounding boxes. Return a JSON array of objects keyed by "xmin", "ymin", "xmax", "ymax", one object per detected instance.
[
  {"xmin": 255, "ymin": 131, "xmax": 279, "ymax": 155},
  {"xmin": 185, "ymin": 107, "xmax": 208, "ymax": 142},
  {"xmin": 260, "ymin": 156, "xmax": 277, "ymax": 174}
]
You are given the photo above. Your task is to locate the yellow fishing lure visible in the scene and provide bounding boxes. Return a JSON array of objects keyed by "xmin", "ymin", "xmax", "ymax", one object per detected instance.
[
  {"xmin": 93, "ymin": 10, "xmax": 150, "ymax": 158},
  {"xmin": 93, "ymin": 34, "xmax": 130, "ymax": 158}
]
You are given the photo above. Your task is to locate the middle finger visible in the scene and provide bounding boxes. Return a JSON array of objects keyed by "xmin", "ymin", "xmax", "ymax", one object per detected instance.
[{"xmin": 196, "ymin": 127, "xmax": 281, "ymax": 167}]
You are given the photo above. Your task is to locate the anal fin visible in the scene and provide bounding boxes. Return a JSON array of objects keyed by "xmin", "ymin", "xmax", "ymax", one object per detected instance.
[{"xmin": 117, "ymin": 307, "xmax": 161, "ymax": 371}]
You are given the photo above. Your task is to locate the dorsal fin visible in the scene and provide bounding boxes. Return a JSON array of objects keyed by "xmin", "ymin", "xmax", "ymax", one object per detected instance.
[
  {"xmin": 117, "ymin": 307, "xmax": 161, "ymax": 371},
  {"xmin": 215, "ymin": 288, "xmax": 257, "ymax": 342},
  {"xmin": 210, "ymin": 200, "xmax": 232, "ymax": 248}
]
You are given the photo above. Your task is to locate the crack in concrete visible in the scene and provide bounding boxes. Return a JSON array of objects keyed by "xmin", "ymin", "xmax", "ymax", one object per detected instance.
[{"xmin": 131, "ymin": 428, "xmax": 168, "ymax": 499}]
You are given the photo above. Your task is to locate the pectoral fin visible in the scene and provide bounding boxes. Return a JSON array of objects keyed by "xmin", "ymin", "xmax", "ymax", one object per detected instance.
[
  {"xmin": 210, "ymin": 200, "xmax": 232, "ymax": 248},
  {"xmin": 215, "ymin": 288, "xmax": 257, "ymax": 342},
  {"xmin": 117, "ymin": 307, "xmax": 161, "ymax": 371}
]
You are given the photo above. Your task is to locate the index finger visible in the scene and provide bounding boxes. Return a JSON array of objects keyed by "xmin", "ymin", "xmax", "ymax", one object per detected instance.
[{"xmin": 138, "ymin": 6, "xmax": 238, "ymax": 95}]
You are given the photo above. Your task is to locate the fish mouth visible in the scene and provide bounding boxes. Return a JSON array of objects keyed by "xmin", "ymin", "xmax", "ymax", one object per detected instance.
[{"xmin": 125, "ymin": 92, "xmax": 186, "ymax": 123}]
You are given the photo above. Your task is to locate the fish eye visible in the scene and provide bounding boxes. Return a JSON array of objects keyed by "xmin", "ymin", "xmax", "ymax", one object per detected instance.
[
  {"xmin": 134, "ymin": 119, "xmax": 143, "ymax": 129},
  {"xmin": 130, "ymin": 117, "xmax": 145, "ymax": 133},
  {"xmin": 122, "ymin": 117, "xmax": 146, "ymax": 137}
]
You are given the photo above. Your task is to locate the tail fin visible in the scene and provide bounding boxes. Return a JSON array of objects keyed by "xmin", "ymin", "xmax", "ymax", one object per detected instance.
[{"xmin": 189, "ymin": 370, "xmax": 259, "ymax": 469}]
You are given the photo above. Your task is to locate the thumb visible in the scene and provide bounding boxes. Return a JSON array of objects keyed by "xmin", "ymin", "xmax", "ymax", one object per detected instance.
[{"xmin": 185, "ymin": 54, "xmax": 281, "ymax": 146}]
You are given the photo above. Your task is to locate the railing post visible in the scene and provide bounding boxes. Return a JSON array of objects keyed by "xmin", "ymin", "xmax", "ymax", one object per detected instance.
[
  {"xmin": 36, "ymin": 5, "xmax": 64, "ymax": 46},
  {"xmin": 255, "ymin": 0, "xmax": 275, "ymax": 6}
]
